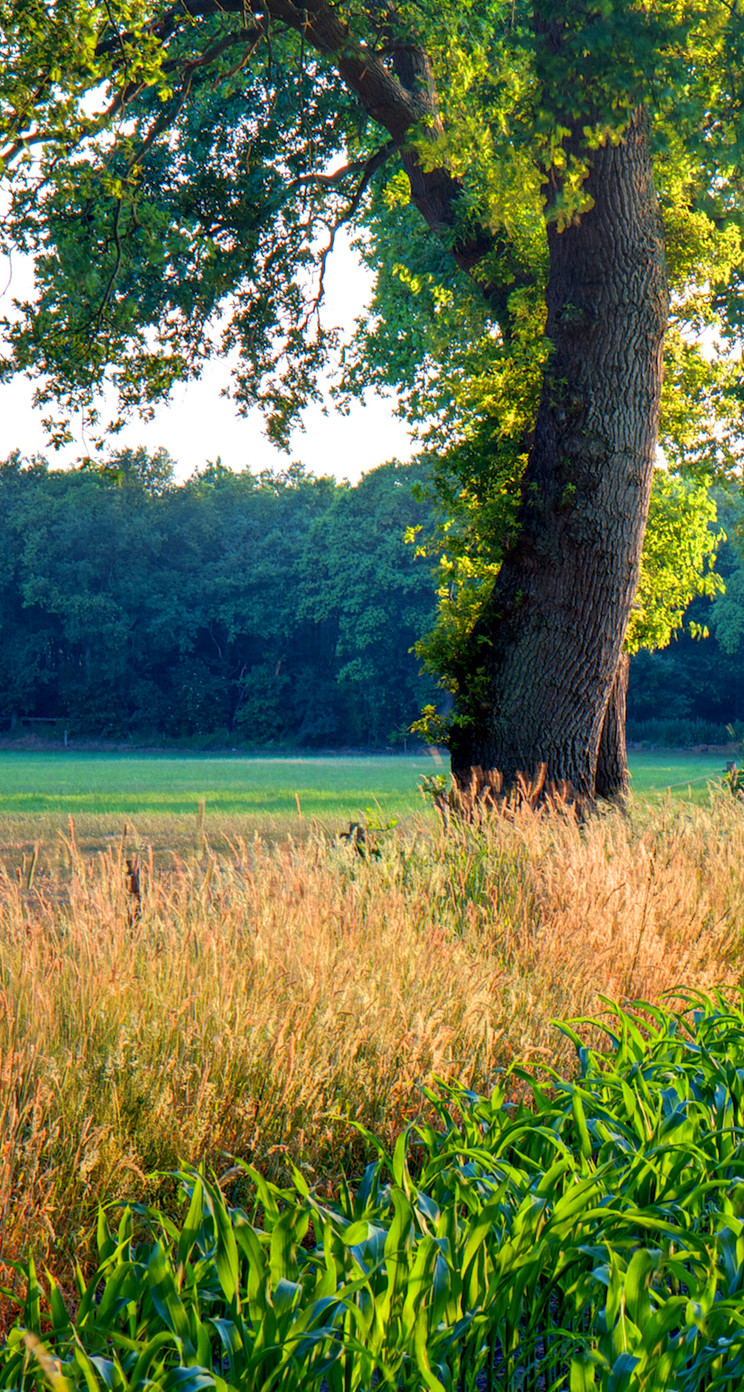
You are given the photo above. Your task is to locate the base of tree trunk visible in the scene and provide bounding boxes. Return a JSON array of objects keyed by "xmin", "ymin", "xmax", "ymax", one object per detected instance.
[
  {"xmin": 595, "ymin": 654, "xmax": 630, "ymax": 801},
  {"xmin": 449, "ymin": 762, "xmax": 588, "ymax": 819}
]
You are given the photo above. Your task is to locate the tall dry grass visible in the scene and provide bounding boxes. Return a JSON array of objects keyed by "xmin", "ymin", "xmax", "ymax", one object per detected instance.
[{"xmin": 1, "ymin": 796, "xmax": 743, "ymax": 1294}]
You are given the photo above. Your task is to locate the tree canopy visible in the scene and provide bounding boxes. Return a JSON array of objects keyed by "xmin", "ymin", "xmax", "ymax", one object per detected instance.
[{"xmin": 4, "ymin": 2, "xmax": 744, "ymax": 455}]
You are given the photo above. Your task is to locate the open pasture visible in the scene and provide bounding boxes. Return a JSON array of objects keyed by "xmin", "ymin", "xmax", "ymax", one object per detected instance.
[
  {"xmin": 0, "ymin": 750, "xmax": 445, "ymax": 870},
  {"xmin": 0, "ymin": 749, "xmax": 443, "ymax": 819},
  {"xmin": 0, "ymin": 745, "xmax": 732, "ymax": 860},
  {"xmin": 627, "ymin": 748, "xmax": 735, "ymax": 800}
]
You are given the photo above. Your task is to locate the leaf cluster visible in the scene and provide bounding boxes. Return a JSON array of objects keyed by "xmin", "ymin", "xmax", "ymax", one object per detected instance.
[{"xmin": 5, "ymin": 0, "xmax": 744, "ymax": 702}]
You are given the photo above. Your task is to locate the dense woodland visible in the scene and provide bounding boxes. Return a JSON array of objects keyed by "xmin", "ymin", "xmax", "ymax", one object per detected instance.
[
  {"xmin": 0, "ymin": 450, "xmax": 439, "ymax": 747},
  {"xmin": 1, "ymin": 448, "xmax": 744, "ymax": 749}
]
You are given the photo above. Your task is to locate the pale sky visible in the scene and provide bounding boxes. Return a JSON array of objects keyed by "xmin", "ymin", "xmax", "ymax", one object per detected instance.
[{"xmin": 0, "ymin": 233, "xmax": 415, "ymax": 483}]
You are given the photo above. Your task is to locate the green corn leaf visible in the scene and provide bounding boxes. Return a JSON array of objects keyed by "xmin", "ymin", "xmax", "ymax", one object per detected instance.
[
  {"xmin": 45, "ymin": 1271, "xmax": 73, "ymax": 1336},
  {"xmin": 354, "ymin": 1160, "xmax": 381, "ymax": 1216},
  {"xmin": 461, "ymin": 1196, "xmax": 511, "ymax": 1278},
  {"xmin": 289, "ymin": 1163, "xmax": 311, "ymax": 1200},
  {"xmin": 378, "ymin": 1189, "xmax": 414, "ymax": 1324},
  {"xmin": 177, "ymin": 1176, "xmax": 206, "ymax": 1272},
  {"xmin": 572, "ymin": 1089, "xmax": 593, "ymax": 1161},
  {"xmin": 130, "ymin": 1328, "xmax": 183, "ymax": 1385},
  {"xmin": 147, "ymin": 1243, "xmax": 193, "ymax": 1349},
  {"xmin": 272, "ymin": 1277, "xmax": 302, "ymax": 1318},
  {"xmin": 160, "ymin": 1366, "xmax": 217, "ymax": 1392},
  {"xmin": 212, "ymin": 1377, "xmax": 234, "ymax": 1392},
  {"xmin": 88, "ymin": 1355, "xmax": 118, "ymax": 1390},
  {"xmin": 429, "ymin": 1251, "xmax": 452, "ymax": 1330},
  {"xmin": 534, "ymin": 1157, "xmax": 573, "ymax": 1196},
  {"xmin": 413, "ymin": 1304, "xmax": 447, "ymax": 1392},
  {"xmin": 203, "ymin": 1179, "xmax": 240, "ymax": 1307},
  {"xmin": 242, "ymin": 1165, "xmax": 286, "ymax": 1226},
  {"xmin": 639, "ymin": 1295, "xmax": 689, "ymax": 1353},
  {"xmin": 607, "ymin": 1351, "xmax": 641, "ymax": 1391},
  {"xmin": 392, "ymin": 1127, "xmax": 413, "ymax": 1193},
  {"xmin": 96, "ymin": 1206, "xmax": 117, "ymax": 1265},
  {"xmin": 193, "ymin": 1310, "xmax": 214, "ymax": 1371},
  {"xmin": 76, "ymin": 1263, "xmax": 109, "ymax": 1325},
  {"xmin": 117, "ymin": 1206, "xmax": 133, "ymax": 1248},
  {"xmin": 233, "ymin": 1216, "xmax": 269, "ymax": 1309},
  {"xmin": 401, "ymin": 1235, "xmax": 438, "ymax": 1341},
  {"xmin": 23, "ymin": 1333, "xmax": 75, "ymax": 1392},
  {"xmin": 269, "ymin": 1208, "xmax": 304, "ymax": 1286},
  {"xmin": 570, "ymin": 1351, "xmax": 598, "ymax": 1391},
  {"xmin": 24, "ymin": 1254, "xmax": 42, "ymax": 1334},
  {"xmin": 623, "ymin": 1248, "xmax": 660, "ymax": 1328},
  {"xmin": 68, "ymin": 1342, "xmax": 102, "ymax": 1392},
  {"xmin": 91, "ymin": 1261, "xmax": 140, "ymax": 1328}
]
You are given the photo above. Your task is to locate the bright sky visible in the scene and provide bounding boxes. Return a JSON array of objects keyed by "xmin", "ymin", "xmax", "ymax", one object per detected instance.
[{"xmin": 0, "ymin": 233, "xmax": 415, "ymax": 484}]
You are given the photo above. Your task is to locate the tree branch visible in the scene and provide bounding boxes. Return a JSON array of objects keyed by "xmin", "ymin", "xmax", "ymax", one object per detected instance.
[
  {"xmin": 8, "ymin": 0, "xmax": 520, "ymax": 323},
  {"xmin": 286, "ymin": 140, "xmax": 396, "ymax": 199},
  {"xmin": 300, "ymin": 140, "xmax": 398, "ymax": 331}
]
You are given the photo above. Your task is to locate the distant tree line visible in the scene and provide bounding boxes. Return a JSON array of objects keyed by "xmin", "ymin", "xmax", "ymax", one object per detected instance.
[
  {"xmin": 1, "ymin": 448, "xmax": 744, "ymax": 750},
  {"xmin": 627, "ymin": 490, "xmax": 744, "ymax": 745},
  {"xmin": 0, "ymin": 451, "xmax": 439, "ymax": 747}
]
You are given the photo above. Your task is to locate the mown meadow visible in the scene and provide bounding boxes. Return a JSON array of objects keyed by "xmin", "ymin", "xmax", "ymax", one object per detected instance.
[
  {"xmin": 0, "ymin": 747, "xmax": 727, "ymax": 869},
  {"xmin": 3, "ymin": 751, "xmax": 744, "ymax": 1388}
]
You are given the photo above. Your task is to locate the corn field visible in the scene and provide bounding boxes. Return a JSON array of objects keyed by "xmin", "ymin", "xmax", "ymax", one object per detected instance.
[{"xmin": 8, "ymin": 995, "xmax": 744, "ymax": 1389}]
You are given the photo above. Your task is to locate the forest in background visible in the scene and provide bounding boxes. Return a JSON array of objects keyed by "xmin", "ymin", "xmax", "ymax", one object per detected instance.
[
  {"xmin": 0, "ymin": 450, "xmax": 438, "ymax": 747},
  {"xmin": 1, "ymin": 447, "xmax": 744, "ymax": 749}
]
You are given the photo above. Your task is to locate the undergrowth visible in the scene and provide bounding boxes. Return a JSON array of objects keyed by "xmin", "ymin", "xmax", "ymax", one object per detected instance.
[{"xmin": 1, "ymin": 796, "xmax": 743, "ymax": 1306}]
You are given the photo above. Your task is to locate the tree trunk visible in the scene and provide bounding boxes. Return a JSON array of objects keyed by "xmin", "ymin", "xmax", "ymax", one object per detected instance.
[
  {"xmin": 595, "ymin": 652, "xmax": 630, "ymax": 800},
  {"xmin": 449, "ymin": 111, "xmax": 668, "ymax": 804}
]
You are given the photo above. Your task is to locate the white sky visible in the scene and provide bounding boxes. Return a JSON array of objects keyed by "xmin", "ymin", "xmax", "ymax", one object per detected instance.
[{"xmin": 0, "ymin": 233, "xmax": 415, "ymax": 484}]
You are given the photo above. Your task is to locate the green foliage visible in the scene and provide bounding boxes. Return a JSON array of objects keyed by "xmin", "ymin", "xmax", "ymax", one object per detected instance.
[
  {"xmin": 12, "ymin": 996, "xmax": 744, "ymax": 1387},
  {"xmin": 0, "ymin": 453, "xmax": 437, "ymax": 744},
  {"xmin": 1, "ymin": 10, "xmax": 376, "ymax": 447},
  {"xmin": 627, "ymin": 473, "xmax": 724, "ymax": 654},
  {"xmin": 5, "ymin": 0, "xmax": 744, "ymax": 464},
  {"xmin": 412, "ymin": 470, "xmax": 725, "ymax": 731},
  {"xmin": 626, "ymin": 488, "xmax": 744, "ymax": 738}
]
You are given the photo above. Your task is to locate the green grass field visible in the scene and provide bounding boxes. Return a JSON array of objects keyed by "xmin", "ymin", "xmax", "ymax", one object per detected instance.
[
  {"xmin": 0, "ymin": 749, "xmax": 444, "ymax": 820},
  {"xmin": 0, "ymin": 746, "xmax": 733, "ymax": 867},
  {"xmin": 0, "ymin": 746, "xmax": 730, "ymax": 815},
  {"xmin": 627, "ymin": 748, "xmax": 733, "ymax": 799},
  {"xmin": 0, "ymin": 749, "xmax": 446, "ymax": 866}
]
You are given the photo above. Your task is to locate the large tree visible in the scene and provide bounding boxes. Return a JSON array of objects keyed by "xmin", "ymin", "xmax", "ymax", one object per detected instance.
[{"xmin": 2, "ymin": 0, "xmax": 743, "ymax": 799}]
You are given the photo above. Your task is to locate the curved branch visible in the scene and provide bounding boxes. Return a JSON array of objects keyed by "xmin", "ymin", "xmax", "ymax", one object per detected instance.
[
  {"xmin": 8, "ymin": 0, "xmax": 522, "ymax": 324},
  {"xmin": 301, "ymin": 139, "xmax": 398, "ymax": 330},
  {"xmin": 285, "ymin": 139, "xmax": 396, "ymax": 200}
]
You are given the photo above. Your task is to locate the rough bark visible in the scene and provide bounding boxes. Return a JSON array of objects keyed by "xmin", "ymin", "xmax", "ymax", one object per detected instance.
[
  {"xmin": 449, "ymin": 111, "xmax": 668, "ymax": 803},
  {"xmin": 595, "ymin": 652, "xmax": 630, "ymax": 800}
]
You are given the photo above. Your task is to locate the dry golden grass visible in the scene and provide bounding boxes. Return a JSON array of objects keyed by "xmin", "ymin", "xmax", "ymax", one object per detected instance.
[{"xmin": 2, "ymin": 795, "xmax": 743, "ymax": 1297}]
